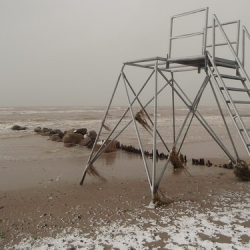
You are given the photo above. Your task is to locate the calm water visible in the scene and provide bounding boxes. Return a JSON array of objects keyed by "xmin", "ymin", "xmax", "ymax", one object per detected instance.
[{"xmin": 0, "ymin": 106, "xmax": 245, "ymax": 163}]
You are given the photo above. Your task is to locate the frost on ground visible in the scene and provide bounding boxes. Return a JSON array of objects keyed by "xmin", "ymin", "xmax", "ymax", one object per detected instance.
[{"xmin": 4, "ymin": 190, "xmax": 250, "ymax": 250}]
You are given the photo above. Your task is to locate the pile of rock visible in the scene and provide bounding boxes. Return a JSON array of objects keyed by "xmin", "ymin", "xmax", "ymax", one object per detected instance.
[
  {"xmin": 34, "ymin": 127, "xmax": 97, "ymax": 148},
  {"xmin": 34, "ymin": 126, "xmax": 171, "ymax": 157}
]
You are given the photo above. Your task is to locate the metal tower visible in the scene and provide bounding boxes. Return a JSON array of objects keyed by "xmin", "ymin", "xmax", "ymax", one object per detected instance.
[{"xmin": 80, "ymin": 7, "xmax": 250, "ymax": 205}]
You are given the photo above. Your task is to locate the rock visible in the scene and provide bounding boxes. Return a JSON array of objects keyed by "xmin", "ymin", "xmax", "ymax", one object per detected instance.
[
  {"xmin": 79, "ymin": 137, "xmax": 92, "ymax": 146},
  {"xmin": 58, "ymin": 132, "xmax": 64, "ymax": 139},
  {"xmin": 50, "ymin": 134, "xmax": 62, "ymax": 142},
  {"xmin": 11, "ymin": 125, "xmax": 27, "ymax": 131},
  {"xmin": 87, "ymin": 130, "xmax": 97, "ymax": 141},
  {"xmin": 95, "ymin": 139, "xmax": 117, "ymax": 153},
  {"xmin": 43, "ymin": 127, "xmax": 52, "ymax": 133},
  {"xmin": 63, "ymin": 133, "xmax": 83, "ymax": 144},
  {"xmin": 87, "ymin": 141, "xmax": 94, "ymax": 148},
  {"xmin": 73, "ymin": 128, "xmax": 87, "ymax": 136},
  {"xmin": 34, "ymin": 127, "xmax": 42, "ymax": 133},
  {"xmin": 50, "ymin": 129, "xmax": 62, "ymax": 135},
  {"xmin": 63, "ymin": 129, "xmax": 74, "ymax": 137}
]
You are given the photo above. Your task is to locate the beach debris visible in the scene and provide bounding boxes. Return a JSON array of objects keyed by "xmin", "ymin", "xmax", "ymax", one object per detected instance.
[
  {"xmin": 135, "ymin": 109, "xmax": 152, "ymax": 134},
  {"xmin": 170, "ymin": 147, "xmax": 185, "ymax": 169},
  {"xmin": 153, "ymin": 189, "xmax": 174, "ymax": 207},
  {"xmin": 11, "ymin": 125, "xmax": 27, "ymax": 131},
  {"xmin": 170, "ymin": 147, "xmax": 191, "ymax": 177},
  {"xmin": 234, "ymin": 159, "xmax": 250, "ymax": 181},
  {"xmin": 86, "ymin": 164, "xmax": 106, "ymax": 181}
]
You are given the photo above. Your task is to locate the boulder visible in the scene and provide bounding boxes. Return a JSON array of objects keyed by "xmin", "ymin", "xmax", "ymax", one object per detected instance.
[
  {"xmin": 79, "ymin": 137, "xmax": 92, "ymax": 146},
  {"xmin": 88, "ymin": 130, "xmax": 97, "ymax": 141},
  {"xmin": 63, "ymin": 129, "xmax": 74, "ymax": 137},
  {"xmin": 74, "ymin": 128, "xmax": 87, "ymax": 136},
  {"xmin": 43, "ymin": 127, "xmax": 52, "ymax": 133},
  {"xmin": 63, "ymin": 132, "xmax": 83, "ymax": 144},
  {"xmin": 11, "ymin": 125, "xmax": 27, "ymax": 131},
  {"xmin": 95, "ymin": 139, "xmax": 117, "ymax": 153},
  {"xmin": 34, "ymin": 127, "xmax": 42, "ymax": 133},
  {"xmin": 50, "ymin": 129, "xmax": 62, "ymax": 135},
  {"xmin": 50, "ymin": 134, "xmax": 62, "ymax": 142},
  {"xmin": 62, "ymin": 130, "xmax": 74, "ymax": 140}
]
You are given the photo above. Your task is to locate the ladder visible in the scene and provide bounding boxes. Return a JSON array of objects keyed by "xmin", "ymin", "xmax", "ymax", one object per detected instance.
[
  {"xmin": 166, "ymin": 7, "xmax": 250, "ymax": 159},
  {"xmin": 206, "ymin": 15, "xmax": 250, "ymax": 157}
]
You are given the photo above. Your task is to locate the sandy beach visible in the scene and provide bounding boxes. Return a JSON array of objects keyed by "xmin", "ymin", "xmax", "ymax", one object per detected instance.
[
  {"xmin": 0, "ymin": 106, "xmax": 250, "ymax": 249},
  {"xmin": 1, "ymin": 133, "xmax": 250, "ymax": 249}
]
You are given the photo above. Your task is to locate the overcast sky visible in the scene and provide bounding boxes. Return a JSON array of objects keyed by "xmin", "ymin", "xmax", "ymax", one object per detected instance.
[{"xmin": 1, "ymin": 0, "xmax": 250, "ymax": 107}]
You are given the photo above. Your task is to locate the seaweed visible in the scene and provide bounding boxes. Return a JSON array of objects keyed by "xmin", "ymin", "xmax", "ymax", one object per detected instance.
[
  {"xmin": 102, "ymin": 123, "xmax": 111, "ymax": 131},
  {"xmin": 234, "ymin": 159, "xmax": 250, "ymax": 181},
  {"xmin": 87, "ymin": 164, "xmax": 106, "ymax": 181},
  {"xmin": 170, "ymin": 147, "xmax": 191, "ymax": 177},
  {"xmin": 153, "ymin": 189, "xmax": 174, "ymax": 207},
  {"xmin": 135, "ymin": 110, "xmax": 152, "ymax": 135},
  {"xmin": 170, "ymin": 147, "xmax": 185, "ymax": 169}
]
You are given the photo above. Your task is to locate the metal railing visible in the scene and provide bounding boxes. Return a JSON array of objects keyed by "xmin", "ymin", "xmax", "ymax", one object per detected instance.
[
  {"xmin": 211, "ymin": 14, "xmax": 250, "ymax": 84},
  {"xmin": 242, "ymin": 25, "xmax": 250, "ymax": 67},
  {"xmin": 210, "ymin": 15, "xmax": 240, "ymax": 61},
  {"xmin": 168, "ymin": 7, "xmax": 242, "ymax": 63},
  {"xmin": 168, "ymin": 7, "xmax": 208, "ymax": 59},
  {"xmin": 206, "ymin": 19, "xmax": 240, "ymax": 56}
]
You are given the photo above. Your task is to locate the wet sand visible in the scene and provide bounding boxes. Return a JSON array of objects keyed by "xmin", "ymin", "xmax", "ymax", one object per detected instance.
[{"xmin": 1, "ymin": 139, "xmax": 250, "ymax": 249}]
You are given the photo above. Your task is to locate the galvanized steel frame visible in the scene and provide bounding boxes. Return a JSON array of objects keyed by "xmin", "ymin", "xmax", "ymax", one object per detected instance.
[{"xmin": 80, "ymin": 7, "xmax": 250, "ymax": 202}]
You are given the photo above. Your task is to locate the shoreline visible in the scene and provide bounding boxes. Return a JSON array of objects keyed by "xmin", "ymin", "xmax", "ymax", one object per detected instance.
[{"xmin": 1, "ymin": 138, "xmax": 250, "ymax": 248}]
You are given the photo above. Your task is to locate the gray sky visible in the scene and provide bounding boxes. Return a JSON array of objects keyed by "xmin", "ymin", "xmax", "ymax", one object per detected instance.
[{"xmin": 1, "ymin": 0, "xmax": 250, "ymax": 107}]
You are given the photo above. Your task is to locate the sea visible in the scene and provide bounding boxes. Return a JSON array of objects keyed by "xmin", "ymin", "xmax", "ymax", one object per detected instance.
[{"xmin": 0, "ymin": 105, "xmax": 248, "ymax": 165}]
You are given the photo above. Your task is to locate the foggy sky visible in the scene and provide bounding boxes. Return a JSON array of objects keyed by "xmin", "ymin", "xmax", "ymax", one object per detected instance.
[{"xmin": 1, "ymin": 0, "xmax": 250, "ymax": 107}]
